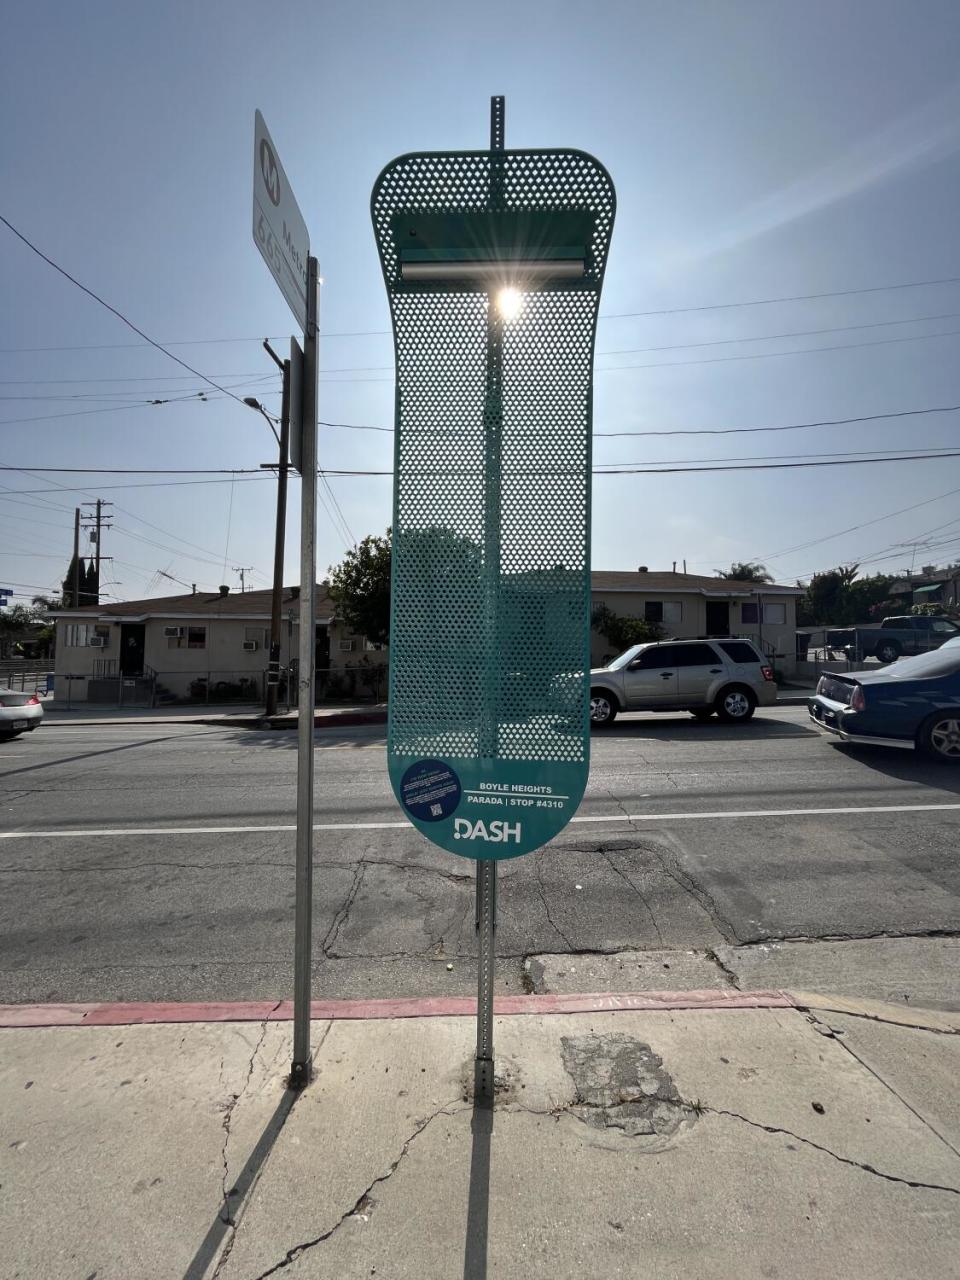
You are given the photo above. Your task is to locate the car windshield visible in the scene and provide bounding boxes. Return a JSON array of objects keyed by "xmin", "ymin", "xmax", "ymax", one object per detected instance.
[
  {"xmin": 606, "ymin": 644, "xmax": 650, "ymax": 671},
  {"xmin": 881, "ymin": 648, "xmax": 960, "ymax": 680}
]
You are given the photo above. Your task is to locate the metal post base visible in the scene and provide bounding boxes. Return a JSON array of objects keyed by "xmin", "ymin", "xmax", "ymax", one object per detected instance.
[
  {"xmin": 474, "ymin": 1057, "xmax": 495, "ymax": 1107},
  {"xmin": 287, "ymin": 1058, "xmax": 313, "ymax": 1091},
  {"xmin": 475, "ymin": 859, "xmax": 497, "ymax": 1105}
]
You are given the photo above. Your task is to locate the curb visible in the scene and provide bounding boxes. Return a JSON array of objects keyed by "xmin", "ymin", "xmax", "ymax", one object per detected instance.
[
  {"xmin": 0, "ymin": 989, "xmax": 797, "ymax": 1028},
  {"xmin": 262, "ymin": 709, "xmax": 388, "ymax": 731},
  {"xmin": 41, "ymin": 710, "xmax": 388, "ymax": 731}
]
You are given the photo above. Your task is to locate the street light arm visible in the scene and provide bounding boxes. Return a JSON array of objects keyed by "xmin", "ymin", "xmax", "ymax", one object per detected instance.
[{"xmin": 243, "ymin": 396, "xmax": 281, "ymax": 447}]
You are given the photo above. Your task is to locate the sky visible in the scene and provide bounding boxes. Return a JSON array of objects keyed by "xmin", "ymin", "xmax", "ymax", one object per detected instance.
[{"xmin": 2, "ymin": 0, "xmax": 960, "ymax": 605}]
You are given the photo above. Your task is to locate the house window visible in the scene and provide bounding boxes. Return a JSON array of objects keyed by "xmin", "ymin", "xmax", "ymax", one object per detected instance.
[
  {"xmin": 187, "ymin": 626, "xmax": 206, "ymax": 649},
  {"xmin": 64, "ymin": 623, "xmax": 90, "ymax": 647},
  {"xmin": 742, "ymin": 602, "xmax": 786, "ymax": 625},
  {"xmin": 644, "ymin": 601, "xmax": 682, "ymax": 625},
  {"xmin": 244, "ymin": 626, "xmax": 267, "ymax": 647}
]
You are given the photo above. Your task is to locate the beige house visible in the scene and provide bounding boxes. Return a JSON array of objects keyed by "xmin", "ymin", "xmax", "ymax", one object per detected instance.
[
  {"xmin": 590, "ymin": 570, "xmax": 802, "ymax": 671},
  {"xmin": 50, "ymin": 584, "xmax": 385, "ymax": 705},
  {"xmin": 52, "ymin": 568, "xmax": 801, "ymax": 704}
]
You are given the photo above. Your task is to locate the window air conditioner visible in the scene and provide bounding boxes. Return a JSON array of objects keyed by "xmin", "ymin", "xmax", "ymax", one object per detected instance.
[
  {"xmin": 88, "ymin": 636, "xmax": 106, "ymax": 648},
  {"xmin": 242, "ymin": 640, "xmax": 259, "ymax": 651},
  {"xmin": 339, "ymin": 639, "xmax": 355, "ymax": 651},
  {"xmin": 163, "ymin": 626, "xmax": 184, "ymax": 638}
]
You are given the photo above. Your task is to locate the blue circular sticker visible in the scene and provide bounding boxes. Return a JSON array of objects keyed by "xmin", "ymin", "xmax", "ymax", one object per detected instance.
[{"xmin": 400, "ymin": 759, "xmax": 462, "ymax": 822}]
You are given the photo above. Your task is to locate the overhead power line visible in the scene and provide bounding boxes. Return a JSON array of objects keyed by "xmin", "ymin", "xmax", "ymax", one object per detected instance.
[
  {"xmin": 0, "ymin": 214, "xmax": 279, "ymax": 434},
  {"xmin": 313, "ymin": 402, "xmax": 960, "ymax": 441},
  {"xmin": 4, "ymin": 272, "xmax": 960, "ymax": 354},
  {"xmin": 753, "ymin": 485, "xmax": 960, "ymax": 562},
  {"xmin": 599, "ymin": 273, "xmax": 960, "ymax": 320},
  {"xmin": 315, "ymin": 450, "xmax": 960, "ymax": 478},
  {"xmin": 598, "ymin": 310, "xmax": 960, "ymax": 357}
]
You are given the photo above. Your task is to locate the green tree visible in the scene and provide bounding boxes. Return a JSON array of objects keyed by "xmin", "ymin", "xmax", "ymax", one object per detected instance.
[
  {"xmin": 591, "ymin": 602, "xmax": 663, "ymax": 652},
  {"xmin": 328, "ymin": 532, "xmax": 393, "ymax": 645},
  {"xmin": 796, "ymin": 567, "xmax": 896, "ymax": 626},
  {"xmin": 718, "ymin": 561, "xmax": 774, "ymax": 583}
]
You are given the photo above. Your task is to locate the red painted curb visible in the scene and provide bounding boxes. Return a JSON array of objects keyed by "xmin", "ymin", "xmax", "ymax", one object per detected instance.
[{"xmin": 0, "ymin": 989, "xmax": 796, "ymax": 1029}]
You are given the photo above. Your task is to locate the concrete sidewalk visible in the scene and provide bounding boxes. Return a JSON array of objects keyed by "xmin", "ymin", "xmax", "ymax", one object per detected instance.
[
  {"xmin": 41, "ymin": 702, "xmax": 387, "ymax": 730},
  {"xmin": 3, "ymin": 991, "xmax": 958, "ymax": 1279}
]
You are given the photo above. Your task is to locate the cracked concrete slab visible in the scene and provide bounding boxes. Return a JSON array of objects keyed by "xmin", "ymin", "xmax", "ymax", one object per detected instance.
[
  {"xmin": 215, "ymin": 1016, "xmax": 472, "ymax": 1278},
  {"xmin": 0, "ymin": 1020, "xmax": 302, "ymax": 1280},
  {"xmin": 812, "ymin": 1010, "xmax": 960, "ymax": 1158},
  {"xmin": 715, "ymin": 936, "xmax": 960, "ymax": 1010},
  {"xmin": 218, "ymin": 1010, "xmax": 960, "ymax": 1279},
  {"xmin": 524, "ymin": 947, "xmax": 729, "ymax": 994},
  {"xmin": 248, "ymin": 1104, "xmax": 959, "ymax": 1280},
  {"xmin": 219, "ymin": 1010, "xmax": 960, "ymax": 1280}
]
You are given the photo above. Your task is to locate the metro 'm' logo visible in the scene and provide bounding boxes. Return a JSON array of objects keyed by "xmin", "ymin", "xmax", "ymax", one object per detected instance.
[{"xmin": 453, "ymin": 819, "xmax": 522, "ymax": 844}]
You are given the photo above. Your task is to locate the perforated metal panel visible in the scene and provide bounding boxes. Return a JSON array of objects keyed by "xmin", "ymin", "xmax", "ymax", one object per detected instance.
[{"xmin": 372, "ymin": 148, "xmax": 615, "ymax": 859}]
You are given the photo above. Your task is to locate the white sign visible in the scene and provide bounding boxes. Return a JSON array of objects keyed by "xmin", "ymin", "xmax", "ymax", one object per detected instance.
[{"xmin": 253, "ymin": 110, "xmax": 310, "ymax": 330}]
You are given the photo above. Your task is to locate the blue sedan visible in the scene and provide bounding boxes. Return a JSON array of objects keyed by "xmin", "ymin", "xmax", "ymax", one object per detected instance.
[{"xmin": 809, "ymin": 646, "xmax": 960, "ymax": 762}]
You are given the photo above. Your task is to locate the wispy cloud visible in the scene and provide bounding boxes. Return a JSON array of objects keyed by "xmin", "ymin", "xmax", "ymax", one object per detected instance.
[{"xmin": 673, "ymin": 81, "xmax": 960, "ymax": 266}]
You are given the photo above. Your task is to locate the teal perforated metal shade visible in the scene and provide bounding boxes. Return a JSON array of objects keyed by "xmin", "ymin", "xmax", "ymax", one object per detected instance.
[{"xmin": 372, "ymin": 147, "xmax": 615, "ymax": 859}]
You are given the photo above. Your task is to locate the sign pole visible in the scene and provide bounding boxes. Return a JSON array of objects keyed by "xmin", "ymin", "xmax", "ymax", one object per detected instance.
[
  {"xmin": 474, "ymin": 94, "xmax": 507, "ymax": 1106},
  {"xmin": 290, "ymin": 254, "xmax": 319, "ymax": 1088}
]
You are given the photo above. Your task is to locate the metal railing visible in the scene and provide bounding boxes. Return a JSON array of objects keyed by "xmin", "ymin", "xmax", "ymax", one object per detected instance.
[{"xmin": 0, "ymin": 663, "xmax": 53, "ymax": 693}]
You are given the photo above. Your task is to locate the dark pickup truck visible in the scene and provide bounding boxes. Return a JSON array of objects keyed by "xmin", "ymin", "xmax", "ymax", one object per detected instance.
[{"xmin": 826, "ymin": 615, "xmax": 960, "ymax": 664}]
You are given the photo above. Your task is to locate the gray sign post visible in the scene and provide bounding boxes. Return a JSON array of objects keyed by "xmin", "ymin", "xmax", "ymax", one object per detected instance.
[{"xmin": 252, "ymin": 110, "xmax": 318, "ymax": 1088}]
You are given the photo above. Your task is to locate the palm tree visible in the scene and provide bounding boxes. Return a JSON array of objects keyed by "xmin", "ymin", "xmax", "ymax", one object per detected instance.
[{"xmin": 718, "ymin": 562, "xmax": 774, "ymax": 584}]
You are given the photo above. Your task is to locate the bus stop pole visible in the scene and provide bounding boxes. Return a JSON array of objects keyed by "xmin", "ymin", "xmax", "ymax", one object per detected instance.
[
  {"xmin": 290, "ymin": 255, "xmax": 320, "ymax": 1088},
  {"xmin": 475, "ymin": 95, "xmax": 507, "ymax": 1106}
]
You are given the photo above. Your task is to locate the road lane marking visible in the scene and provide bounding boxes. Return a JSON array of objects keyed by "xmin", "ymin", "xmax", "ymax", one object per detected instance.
[{"xmin": 2, "ymin": 801, "xmax": 960, "ymax": 840}]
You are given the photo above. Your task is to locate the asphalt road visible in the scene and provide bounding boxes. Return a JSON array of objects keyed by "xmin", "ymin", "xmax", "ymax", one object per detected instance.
[{"xmin": 1, "ymin": 707, "xmax": 958, "ymax": 1004}]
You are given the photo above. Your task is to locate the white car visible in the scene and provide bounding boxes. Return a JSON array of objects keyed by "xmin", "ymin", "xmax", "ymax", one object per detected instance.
[{"xmin": 0, "ymin": 688, "xmax": 44, "ymax": 740}]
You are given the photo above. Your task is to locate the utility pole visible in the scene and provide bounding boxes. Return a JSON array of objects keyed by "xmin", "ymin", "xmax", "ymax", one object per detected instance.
[
  {"xmin": 81, "ymin": 500, "xmax": 113, "ymax": 605},
  {"xmin": 233, "ymin": 566, "xmax": 254, "ymax": 593},
  {"xmin": 259, "ymin": 339, "xmax": 291, "ymax": 719},
  {"xmin": 72, "ymin": 508, "xmax": 80, "ymax": 609}
]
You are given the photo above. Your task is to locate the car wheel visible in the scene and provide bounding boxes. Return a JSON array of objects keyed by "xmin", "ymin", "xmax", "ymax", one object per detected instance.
[
  {"xmin": 919, "ymin": 712, "xmax": 960, "ymax": 763},
  {"xmin": 589, "ymin": 689, "xmax": 618, "ymax": 727},
  {"xmin": 689, "ymin": 709, "xmax": 714, "ymax": 721},
  {"xmin": 715, "ymin": 686, "xmax": 756, "ymax": 723},
  {"xmin": 876, "ymin": 641, "xmax": 901, "ymax": 664}
]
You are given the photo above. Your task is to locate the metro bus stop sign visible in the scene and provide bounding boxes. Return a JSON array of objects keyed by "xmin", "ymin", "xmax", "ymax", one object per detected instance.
[
  {"xmin": 372, "ymin": 107, "xmax": 615, "ymax": 859},
  {"xmin": 372, "ymin": 98, "xmax": 614, "ymax": 1096}
]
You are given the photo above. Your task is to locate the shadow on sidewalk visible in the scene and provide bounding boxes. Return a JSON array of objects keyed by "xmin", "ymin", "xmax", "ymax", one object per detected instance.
[
  {"xmin": 182, "ymin": 1087, "xmax": 298, "ymax": 1280},
  {"xmin": 463, "ymin": 1092, "xmax": 493, "ymax": 1280}
]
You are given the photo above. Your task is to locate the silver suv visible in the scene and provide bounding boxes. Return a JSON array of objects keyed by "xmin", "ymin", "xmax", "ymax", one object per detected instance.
[{"xmin": 589, "ymin": 638, "xmax": 777, "ymax": 727}]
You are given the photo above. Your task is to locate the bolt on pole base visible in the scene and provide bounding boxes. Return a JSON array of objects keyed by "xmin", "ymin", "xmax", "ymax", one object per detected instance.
[
  {"xmin": 474, "ymin": 1057, "xmax": 495, "ymax": 1108},
  {"xmin": 287, "ymin": 1058, "xmax": 313, "ymax": 1091}
]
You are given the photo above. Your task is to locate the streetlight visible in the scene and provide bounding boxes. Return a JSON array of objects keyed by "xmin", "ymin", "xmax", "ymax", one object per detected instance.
[{"xmin": 244, "ymin": 350, "xmax": 289, "ymax": 718}]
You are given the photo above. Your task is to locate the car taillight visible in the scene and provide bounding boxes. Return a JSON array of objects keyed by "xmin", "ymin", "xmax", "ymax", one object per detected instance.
[
  {"xmin": 761, "ymin": 666, "xmax": 774, "ymax": 682},
  {"xmin": 27, "ymin": 695, "xmax": 40, "ymax": 706},
  {"xmin": 851, "ymin": 685, "xmax": 865, "ymax": 712}
]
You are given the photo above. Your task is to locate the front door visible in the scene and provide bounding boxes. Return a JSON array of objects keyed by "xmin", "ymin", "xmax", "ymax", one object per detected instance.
[
  {"xmin": 621, "ymin": 643, "xmax": 681, "ymax": 707},
  {"xmin": 119, "ymin": 623, "xmax": 145, "ymax": 677},
  {"xmin": 705, "ymin": 601, "xmax": 730, "ymax": 636}
]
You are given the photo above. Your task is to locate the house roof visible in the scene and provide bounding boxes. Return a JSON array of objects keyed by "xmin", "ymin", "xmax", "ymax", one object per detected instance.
[
  {"xmin": 590, "ymin": 571, "xmax": 801, "ymax": 597},
  {"xmin": 50, "ymin": 585, "xmax": 335, "ymax": 623}
]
